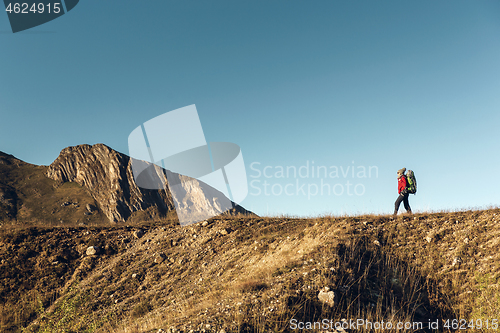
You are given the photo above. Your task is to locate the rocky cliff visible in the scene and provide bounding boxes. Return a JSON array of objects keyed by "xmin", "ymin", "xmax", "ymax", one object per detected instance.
[{"xmin": 46, "ymin": 144, "xmax": 250, "ymax": 224}]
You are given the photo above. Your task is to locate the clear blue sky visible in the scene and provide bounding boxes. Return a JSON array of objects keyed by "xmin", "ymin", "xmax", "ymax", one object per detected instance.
[{"xmin": 1, "ymin": 0, "xmax": 499, "ymax": 217}]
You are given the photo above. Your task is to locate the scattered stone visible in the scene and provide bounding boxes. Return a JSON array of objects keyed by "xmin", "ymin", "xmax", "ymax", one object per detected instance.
[
  {"xmin": 61, "ymin": 201, "xmax": 71, "ymax": 207},
  {"xmin": 155, "ymin": 253, "xmax": 167, "ymax": 263},
  {"xmin": 373, "ymin": 240, "xmax": 381, "ymax": 246},
  {"xmin": 132, "ymin": 273, "xmax": 139, "ymax": 279},
  {"xmin": 133, "ymin": 229, "xmax": 145, "ymax": 239},
  {"xmin": 425, "ymin": 231, "xmax": 438, "ymax": 243},
  {"xmin": 201, "ymin": 220, "xmax": 209, "ymax": 227},
  {"xmin": 464, "ymin": 237, "xmax": 469, "ymax": 244},
  {"xmin": 318, "ymin": 287, "xmax": 336, "ymax": 307},
  {"xmin": 86, "ymin": 246, "xmax": 99, "ymax": 256},
  {"xmin": 86, "ymin": 204, "xmax": 96, "ymax": 213},
  {"xmin": 220, "ymin": 228, "xmax": 230, "ymax": 235},
  {"xmin": 452, "ymin": 257, "xmax": 463, "ymax": 267}
]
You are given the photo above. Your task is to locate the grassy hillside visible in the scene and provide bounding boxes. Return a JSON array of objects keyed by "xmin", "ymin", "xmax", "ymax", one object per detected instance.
[
  {"xmin": 0, "ymin": 152, "xmax": 107, "ymax": 226},
  {"xmin": 1, "ymin": 208, "xmax": 499, "ymax": 332}
]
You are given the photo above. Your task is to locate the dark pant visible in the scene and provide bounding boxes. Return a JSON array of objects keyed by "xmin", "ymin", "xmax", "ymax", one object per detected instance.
[{"xmin": 394, "ymin": 193, "xmax": 412, "ymax": 215}]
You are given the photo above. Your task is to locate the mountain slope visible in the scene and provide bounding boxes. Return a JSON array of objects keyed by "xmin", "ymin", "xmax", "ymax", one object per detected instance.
[
  {"xmin": 1, "ymin": 208, "xmax": 499, "ymax": 332},
  {"xmin": 0, "ymin": 150, "xmax": 107, "ymax": 225}
]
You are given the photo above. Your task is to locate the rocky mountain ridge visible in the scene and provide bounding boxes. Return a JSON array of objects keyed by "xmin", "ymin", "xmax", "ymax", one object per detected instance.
[
  {"xmin": 1, "ymin": 144, "xmax": 251, "ymax": 224},
  {"xmin": 46, "ymin": 144, "xmax": 175, "ymax": 223}
]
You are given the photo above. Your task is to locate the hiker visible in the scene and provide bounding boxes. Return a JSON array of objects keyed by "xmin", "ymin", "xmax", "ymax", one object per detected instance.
[{"xmin": 394, "ymin": 168, "xmax": 412, "ymax": 217}]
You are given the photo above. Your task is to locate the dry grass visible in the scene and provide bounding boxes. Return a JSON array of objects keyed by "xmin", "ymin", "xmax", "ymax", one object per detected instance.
[{"xmin": 1, "ymin": 208, "xmax": 500, "ymax": 332}]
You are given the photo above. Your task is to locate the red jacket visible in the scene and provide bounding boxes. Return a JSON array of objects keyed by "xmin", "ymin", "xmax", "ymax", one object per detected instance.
[{"xmin": 398, "ymin": 175, "xmax": 407, "ymax": 194}]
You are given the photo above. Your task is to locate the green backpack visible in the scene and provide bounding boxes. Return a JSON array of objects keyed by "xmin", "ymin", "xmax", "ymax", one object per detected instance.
[{"xmin": 406, "ymin": 170, "xmax": 417, "ymax": 194}]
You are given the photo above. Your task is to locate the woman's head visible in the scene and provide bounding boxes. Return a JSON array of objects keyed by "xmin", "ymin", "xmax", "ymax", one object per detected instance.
[{"xmin": 397, "ymin": 168, "xmax": 406, "ymax": 178}]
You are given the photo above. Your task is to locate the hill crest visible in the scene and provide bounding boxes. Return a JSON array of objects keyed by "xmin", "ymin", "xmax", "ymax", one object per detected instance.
[{"xmin": 1, "ymin": 209, "xmax": 499, "ymax": 332}]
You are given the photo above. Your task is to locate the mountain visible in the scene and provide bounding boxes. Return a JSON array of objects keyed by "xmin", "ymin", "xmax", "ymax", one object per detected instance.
[
  {"xmin": 46, "ymin": 144, "xmax": 175, "ymax": 223},
  {"xmin": 1, "ymin": 144, "xmax": 251, "ymax": 225}
]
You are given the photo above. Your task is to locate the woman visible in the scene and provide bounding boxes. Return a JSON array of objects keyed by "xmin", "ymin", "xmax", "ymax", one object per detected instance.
[{"xmin": 394, "ymin": 168, "xmax": 412, "ymax": 217}]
